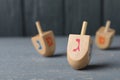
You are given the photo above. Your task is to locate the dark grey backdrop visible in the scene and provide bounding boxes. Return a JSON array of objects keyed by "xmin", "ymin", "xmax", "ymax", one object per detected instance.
[{"xmin": 0, "ymin": 0, "xmax": 120, "ymax": 36}]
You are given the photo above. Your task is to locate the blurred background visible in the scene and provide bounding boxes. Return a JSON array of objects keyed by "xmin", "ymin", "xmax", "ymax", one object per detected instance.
[{"xmin": 0, "ymin": 0, "xmax": 120, "ymax": 37}]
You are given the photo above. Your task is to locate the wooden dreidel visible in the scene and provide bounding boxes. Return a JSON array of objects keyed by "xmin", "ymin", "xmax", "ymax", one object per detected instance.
[
  {"xmin": 95, "ymin": 20, "xmax": 115, "ymax": 49},
  {"xmin": 67, "ymin": 21, "xmax": 91, "ymax": 69},
  {"xmin": 31, "ymin": 21, "xmax": 55, "ymax": 57}
]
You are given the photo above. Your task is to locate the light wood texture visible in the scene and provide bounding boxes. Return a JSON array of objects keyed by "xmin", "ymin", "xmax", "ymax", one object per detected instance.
[
  {"xmin": 105, "ymin": 20, "xmax": 111, "ymax": 32},
  {"xmin": 81, "ymin": 21, "xmax": 88, "ymax": 35},
  {"xmin": 95, "ymin": 21, "xmax": 115, "ymax": 49},
  {"xmin": 36, "ymin": 21, "xmax": 43, "ymax": 35},
  {"xmin": 31, "ymin": 21, "xmax": 55, "ymax": 57},
  {"xmin": 67, "ymin": 21, "xmax": 92, "ymax": 70}
]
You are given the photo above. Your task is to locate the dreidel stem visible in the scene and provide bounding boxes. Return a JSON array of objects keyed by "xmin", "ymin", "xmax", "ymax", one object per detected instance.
[
  {"xmin": 36, "ymin": 21, "xmax": 43, "ymax": 35},
  {"xmin": 104, "ymin": 20, "xmax": 111, "ymax": 32},
  {"xmin": 81, "ymin": 21, "xmax": 88, "ymax": 35}
]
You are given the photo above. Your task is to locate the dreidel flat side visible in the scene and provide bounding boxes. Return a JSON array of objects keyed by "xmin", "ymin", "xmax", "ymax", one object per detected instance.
[
  {"xmin": 32, "ymin": 35, "xmax": 47, "ymax": 55},
  {"xmin": 42, "ymin": 30, "xmax": 56, "ymax": 56},
  {"xmin": 67, "ymin": 21, "xmax": 91, "ymax": 69}
]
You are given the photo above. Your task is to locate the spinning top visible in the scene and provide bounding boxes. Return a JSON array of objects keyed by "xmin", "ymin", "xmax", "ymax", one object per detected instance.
[
  {"xmin": 31, "ymin": 21, "xmax": 55, "ymax": 57},
  {"xmin": 95, "ymin": 20, "xmax": 115, "ymax": 49},
  {"xmin": 67, "ymin": 21, "xmax": 92, "ymax": 69}
]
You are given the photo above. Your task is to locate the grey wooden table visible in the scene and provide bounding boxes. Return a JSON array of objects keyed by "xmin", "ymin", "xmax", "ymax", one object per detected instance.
[{"xmin": 0, "ymin": 36, "xmax": 120, "ymax": 80}]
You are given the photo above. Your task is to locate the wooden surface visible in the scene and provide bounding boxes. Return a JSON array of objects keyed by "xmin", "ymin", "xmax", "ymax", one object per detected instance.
[
  {"xmin": 0, "ymin": 37, "xmax": 120, "ymax": 80},
  {"xmin": 1, "ymin": 0, "xmax": 120, "ymax": 36},
  {"xmin": 0, "ymin": 0, "xmax": 23, "ymax": 36},
  {"xmin": 65, "ymin": 0, "xmax": 101, "ymax": 35}
]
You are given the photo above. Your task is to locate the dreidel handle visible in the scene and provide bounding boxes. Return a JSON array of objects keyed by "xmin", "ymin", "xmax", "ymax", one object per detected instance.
[
  {"xmin": 104, "ymin": 20, "xmax": 111, "ymax": 32},
  {"xmin": 36, "ymin": 21, "xmax": 43, "ymax": 35},
  {"xmin": 81, "ymin": 21, "xmax": 88, "ymax": 35}
]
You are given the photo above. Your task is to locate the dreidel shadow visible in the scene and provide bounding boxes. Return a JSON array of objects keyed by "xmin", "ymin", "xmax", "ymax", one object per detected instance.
[
  {"xmin": 31, "ymin": 21, "xmax": 56, "ymax": 57},
  {"xmin": 67, "ymin": 21, "xmax": 92, "ymax": 70},
  {"xmin": 95, "ymin": 20, "xmax": 115, "ymax": 49}
]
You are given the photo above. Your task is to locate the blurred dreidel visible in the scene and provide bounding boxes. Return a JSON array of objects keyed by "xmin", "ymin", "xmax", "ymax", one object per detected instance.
[
  {"xmin": 67, "ymin": 21, "xmax": 92, "ymax": 69},
  {"xmin": 95, "ymin": 20, "xmax": 115, "ymax": 49},
  {"xmin": 31, "ymin": 21, "xmax": 55, "ymax": 57}
]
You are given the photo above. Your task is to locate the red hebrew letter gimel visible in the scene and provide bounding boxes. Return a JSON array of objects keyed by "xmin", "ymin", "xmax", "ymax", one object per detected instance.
[{"xmin": 73, "ymin": 39, "xmax": 80, "ymax": 52}]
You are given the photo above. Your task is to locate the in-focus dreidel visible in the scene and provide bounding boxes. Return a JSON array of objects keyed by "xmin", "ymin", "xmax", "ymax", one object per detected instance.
[
  {"xmin": 95, "ymin": 20, "xmax": 115, "ymax": 49},
  {"xmin": 31, "ymin": 21, "xmax": 55, "ymax": 57},
  {"xmin": 67, "ymin": 21, "xmax": 92, "ymax": 70}
]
